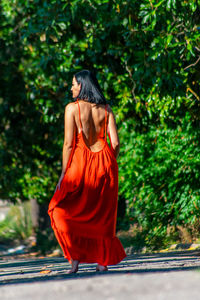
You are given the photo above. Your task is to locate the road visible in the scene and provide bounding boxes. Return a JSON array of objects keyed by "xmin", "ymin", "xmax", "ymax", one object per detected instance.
[{"xmin": 1, "ymin": 250, "xmax": 200, "ymax": 299}]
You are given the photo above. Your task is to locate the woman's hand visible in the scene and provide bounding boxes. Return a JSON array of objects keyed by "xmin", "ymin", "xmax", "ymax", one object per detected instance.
[{"xmin": 55, "ymin": 172, "xmax": 65, "ymax": 192}]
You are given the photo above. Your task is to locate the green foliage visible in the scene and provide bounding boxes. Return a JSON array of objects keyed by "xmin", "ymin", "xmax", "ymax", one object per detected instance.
[
  {"xmin": 0, "ymin": 0, "xmax": 200, "ymax": 248},
  {"xmin": 0, "ymin": 202, "xmax": 32, "ymax": 241},
  {"xmin": 118, "ymin": 114, "xmax": 200, "ymax": 245}
]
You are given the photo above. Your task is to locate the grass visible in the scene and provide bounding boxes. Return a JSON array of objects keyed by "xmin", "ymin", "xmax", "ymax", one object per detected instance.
[{"xmin": 0, "ymin": 201, "xmax": 33, "ymax": 244}]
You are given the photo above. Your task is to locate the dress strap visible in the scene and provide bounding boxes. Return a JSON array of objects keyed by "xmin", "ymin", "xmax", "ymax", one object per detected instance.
[
  {"xmin": 104, "ymin": 104, "xmax": 108, "ymax": 141},
  {"xmin": 76, "ymin": 100, "xmax": 83, "ymax": 132}
]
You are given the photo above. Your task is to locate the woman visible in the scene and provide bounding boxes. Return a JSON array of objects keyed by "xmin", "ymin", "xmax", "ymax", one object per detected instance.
[{"xmin": 48, "ymin": 70, "xmax": 126, "ymax": 273}]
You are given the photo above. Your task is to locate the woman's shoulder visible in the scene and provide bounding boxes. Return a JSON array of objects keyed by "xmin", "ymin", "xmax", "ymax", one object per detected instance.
[{"xmin": 64, "ymin": 101, "xmax": 77, "ymax": 113}]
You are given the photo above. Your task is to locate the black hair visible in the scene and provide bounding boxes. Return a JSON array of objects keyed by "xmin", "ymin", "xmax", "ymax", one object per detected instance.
[{"xmin": 74, "ymin": 70, "xmax": 107, "ymax": 104}]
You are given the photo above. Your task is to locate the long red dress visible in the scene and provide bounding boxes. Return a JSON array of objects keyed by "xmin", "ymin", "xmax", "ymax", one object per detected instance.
[{"xmin": 48, "ymin": 100, "xmax": 126, "ymax": 265}]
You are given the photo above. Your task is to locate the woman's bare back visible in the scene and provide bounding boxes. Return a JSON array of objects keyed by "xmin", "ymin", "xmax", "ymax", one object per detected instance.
[{"xmin": 75, "ymin": 100, "xmax": 107, "ymax": 152}]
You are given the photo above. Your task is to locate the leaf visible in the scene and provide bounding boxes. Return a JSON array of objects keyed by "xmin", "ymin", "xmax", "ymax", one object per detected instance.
[
  {"xmin": 40, "ymin": 270, "xmax": 52, "ymax": 274},
  {"xmin": 57, "ymin": 22, "xmax": 66, "ymax": 30},
  {"xmin": 166, "ymin": 35, "xmax": 173, "ymax": 47},
  {"xmin": 50, "ymin": 35, "xmax": 58, "ymax": 42},
  {"xmin": 40, "ymin": 33, "xmax": 46, "ymax": 42}
]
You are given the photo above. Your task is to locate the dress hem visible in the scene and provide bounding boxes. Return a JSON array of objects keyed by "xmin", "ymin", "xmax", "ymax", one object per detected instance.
[{"xmin": 52, "ymin": 226, "xmax": 127, "ymax": 266}]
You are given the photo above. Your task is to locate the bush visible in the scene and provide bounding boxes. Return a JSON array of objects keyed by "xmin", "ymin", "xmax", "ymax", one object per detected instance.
[
  {"xmin": 118, "ymin": 113, "xmax": 200, "ymax": 247},
  {"xmin": 0, "ymin": 201, "xmax": 33, "ymax": 242}
]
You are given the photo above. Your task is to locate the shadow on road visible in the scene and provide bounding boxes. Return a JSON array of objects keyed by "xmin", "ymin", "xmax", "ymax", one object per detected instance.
[{"xmin": 0, "ymin": 250, "xmax": 200, "ymax": 286}]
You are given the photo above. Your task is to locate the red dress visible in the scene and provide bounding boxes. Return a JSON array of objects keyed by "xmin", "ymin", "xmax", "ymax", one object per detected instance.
[{"xmin": 48, "ymin": 100, "xmax": 126, "ymax": 265}]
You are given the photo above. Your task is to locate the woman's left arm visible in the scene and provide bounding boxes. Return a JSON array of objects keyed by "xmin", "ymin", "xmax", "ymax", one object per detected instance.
[{"xmin": 56, "ymin": 103, "xmax": 75, "ymax": 190}]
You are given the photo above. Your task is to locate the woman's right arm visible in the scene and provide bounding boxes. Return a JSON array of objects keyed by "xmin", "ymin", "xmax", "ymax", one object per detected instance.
[{"xmin": 107, "ymin": 105, "xmax": 120, "ymax": 159}]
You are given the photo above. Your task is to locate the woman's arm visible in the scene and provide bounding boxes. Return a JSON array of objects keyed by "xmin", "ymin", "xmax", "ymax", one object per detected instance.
[
  {"xmin": 107, "ymin": 105, "xmax": 120, "ymax": 159},
  {"xmin": 57, "ymin": 103, "xmax": 75, "ymax": 189},
  {"xmin": 62, "ymin": 103, "xmax": 75, "ymax": 173}
]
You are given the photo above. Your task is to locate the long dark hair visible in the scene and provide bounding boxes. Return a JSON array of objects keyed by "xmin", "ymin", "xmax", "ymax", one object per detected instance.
[{"xmin": 74, "ymin": 70, "xmax": 107, "ymax": 104}]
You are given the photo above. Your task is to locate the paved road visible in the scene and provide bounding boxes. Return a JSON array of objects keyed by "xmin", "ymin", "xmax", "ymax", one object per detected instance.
[{"xmin": 1, "ymin": 250, "xmax": 200, "ymax": 299}]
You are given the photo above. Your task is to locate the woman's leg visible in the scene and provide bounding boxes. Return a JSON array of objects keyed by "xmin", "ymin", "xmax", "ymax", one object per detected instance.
[{"xmin": 67, "ymin": 259, "xmax": 79, "ymax": 274}]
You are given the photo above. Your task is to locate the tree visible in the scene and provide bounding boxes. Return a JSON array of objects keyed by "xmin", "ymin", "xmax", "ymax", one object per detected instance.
[{"xmin": 1, "ymin": 0, "xmax": 200, "ymax": 248}]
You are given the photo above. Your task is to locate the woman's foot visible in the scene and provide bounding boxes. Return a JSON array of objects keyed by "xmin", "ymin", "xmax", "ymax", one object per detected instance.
[
  {"xmin": 67, "ymin": 259, "xmax": 79, "ymax": 274},
  {"xmin": 96, "ymin": 264, "xmax": 108, "ymax": 272}
]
